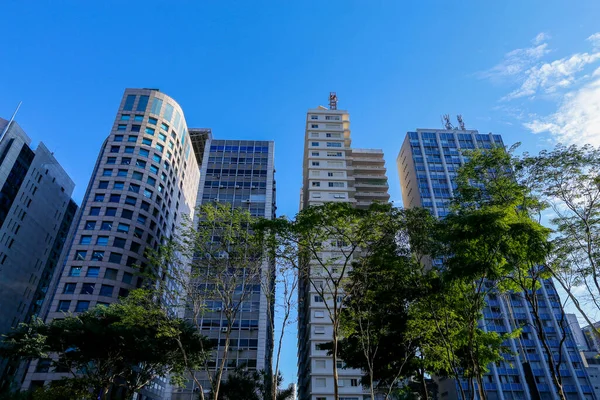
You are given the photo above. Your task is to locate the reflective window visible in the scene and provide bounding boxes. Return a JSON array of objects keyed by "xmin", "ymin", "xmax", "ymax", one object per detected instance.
[
  {"xmin": 122, "ymin": 272, "xmax": 133, "ymax": 284},
  {"xmin": 117, "ymin": 223, "xmax": 129, "ymax": 233},
  {"xmin": 117, "ymin": 169, "xmax": 128, "ymax": 177},
  {"xmin": 113, "ymin": 237, "xmax": 126, "ymax": 248},
  {"xmin": 143, "ymin": 189, "xmax": 152, "ymax": 199},
  {"xmin": 74, "ymin": 250, "xmax": 87, "ymax": 260},
  {"xmin": 114, "ymin": 181, "xmax": 124, "ymax": 190},
  {"xmin": 123, "ymin": 95, "xmax": 136, "ymax": 111},
  {"xmin": 124, "ymin": 147, "xmax": 134, "ymax": 154},
  {"xmin": 87, "ymin": 267, "xmax": 100, "ymax": 277},
  {"xmin": 80, "ymin": 283, "xmax": 95, "ymax": 295},
  {"xmin": 100, "ymin": 221, "xmax": 112, "ymax": 230},
  {"xmin": 161, "ymin": 122, "xmax": 169, "ymax": 132},
  {"xmin": 102, "ymin": 169, "xmax": 112, "ymax": 176},
  {"xmin": 106, "ymin": 157, "xmax": 116, "ymax": 164},
  {"xmin": 100, "ymin": 285, "xmax": 114, "ymax": 297},
  {"xmin": 139, "ymin": 148, "xmax": 150, "ymax": 157},
  {"xmin": 57, "ymin": 300, "xmax": 71, "ymax": 312},
  {"xmin": 114, "ymin": 135, "xmax": 123, "ymax": 142},
  {"xmin": 127, "ymin": 135, "xmax": 137, "ymax": 142},
  {"xmin": 69, "ymin": 266, "xmax": 82, "ymax": 277},
  {"xmin": 145, "ymin": 127, "xmax": 155, "ymax": 135},
  {"xmin": 148, "ymin": 117, "xmax": 157, "ymax": 125},
  {"xmin": 147, "ymin": 177, "xmax": 156, "ymax": 186},
  {"xmin": 155, "ymin": 143, "xmax": 164, "ymax": 153},
  {"xmin": 134, "ymin": 115, "xmax": 144, "ymax": 122},
  {"xmin": 163, "ymin": 103, "xmax": 174, "ymax": 122},
  {"xmin": 122, "ymin": 209, "xmax": 133, "ymax": 219},
  {"xmin": 136, "ymin": 95, "xmax": 149, "ymax": 112},
  {"xmin": 142, "ymin": 138, "xmax": 152, "ymax": 146},
  {"xmin": 109, "ymin": 194, "xmax": 120, "ymax": 203},
  {"xmin": 91, "ymin": 250, "xmax": 104, "ymax": 261},
  {"xmin": 105, "ymin": 207, "xmax": 117, "ymax": 216},
  {"xmin": 90, "ymin": 207, "xmax": 101, "ymax": 216},
  {"xmin": 80, "ymin": 236, "xmax": 92, "ymax": 245},
  {"xmin": 158, "ymin": 132, "xmax": 167, "ymax": 142},
  {"xmin": 129, "ymin": 183, "xmax": 140, "ymax": 193},
  {"xmin": 108, "ymin": 253, "xmax": 122, "ymax": 263},
  {"xmin": 121, "ymin": 157, "xmax": 131, "ymax": 165},
  {"xmin": 149, "ymin": 165, "xmax": 159, "ymax": 174},
  {"xmin": 96, "ymin": 236, "xmax": 109, "ymax": 246},
  {"xmin": 120, "ymin": 114, "xmax": 130, "ymax": 121},
  {"xmin": 63, "ymin": 283, "xmax": 76, "ymax": 294},
  {"xmin": 110, "ymin": 146, "xmax": 120, "ymax": 153},
  {"xmin": 151, "ymin": 98, "xmax": 163, "ymax": 115},
  {"xmin": 136, "ymin": 159, "xmax": 146, "ymax": 168},
  {"xmin": 117, "ymin": 124, "xmax": 126, "ymax": 131},
  {"xmin": 105, "ymin": 268, "xmax": 118, "ymax": 280},
  {"xmin": 84, "ymin": 221, "xmax": 96, "ymax": 230},
  {"xmin": 152, "ymin": 154, "xmax": 161, "ymax": 163},
  {"xmin": 75, "ymin": 301, "xmax": 90, "ymax": 312},
  {"xmin": 131, "ymin": 125, "xmax": 141, "ymax": 132},
  {"xmin": 125, "ymin": 196, "xmax": 136, "ymax": 205},
  {"xmin": 132, "ymin": 171, "xmax": 143, "ymax": 180}
]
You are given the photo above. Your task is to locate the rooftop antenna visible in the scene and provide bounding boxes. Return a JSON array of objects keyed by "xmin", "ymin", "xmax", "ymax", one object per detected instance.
[
  {"xmin": 442, "ymin": 114, "xmax": 453, "ymax": 130},
  {"xmin": 0, "ymin": 101, "xmax": 22, "ymax": 143},
  {"xmin": 329, "ymin": 92, "xmax": 338, "ymax": 110},
  {"xmin": 457, "ymin": 114, "xmax": 466, "ymax": 130}
]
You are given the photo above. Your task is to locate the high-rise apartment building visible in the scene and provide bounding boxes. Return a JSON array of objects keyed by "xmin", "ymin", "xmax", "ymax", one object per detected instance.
[
  {"xmin": 22, "ymin": 89, "xmax": 201, "ymax": 398},
  {"xmin": 170, "ymin": 131, "xmax": 276, "ymax": 399},
  {"xmin": 0, "ymin": 116, "xmax": 77, "ymax": 389},
  {"xmin": 298, "ymin": 94, "xmax": 390, "ymax": 400},
  {"xmin": 397, "ymin": 128, "xmax": 596, "ymax": 400}
]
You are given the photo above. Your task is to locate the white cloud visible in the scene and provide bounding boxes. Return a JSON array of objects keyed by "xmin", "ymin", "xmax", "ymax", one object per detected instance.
[
  {"xmin": 503, "ymin": 52, "xmax": 600, "ymax": 100},
  {"xmin": 523, "ymin": 77, "xmax": 600, "ymax": 146},
  {"xmin": 588, "ymin": 32, "xmax": 600, "ymax": 49},
  {"xmin": 478, "ymin": 34, "xmax": 550, "ymax": 80},
  {"xmin": 533, "ymin": 32, "xmax": 550, "ymax": 45}
]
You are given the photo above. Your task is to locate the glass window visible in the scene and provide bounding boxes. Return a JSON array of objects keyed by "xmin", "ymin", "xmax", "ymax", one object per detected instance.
[
  {"xmin": 91, "ymin": 250, "xmax": 104, "ymax": 261},
  {"xmin": 123, "ymin": 94, "xmax": 136, "ymax": 111},
  {"xmin": 119, "ymin": 288, "xmax": 130, "ymax": 298},
  {"xmin": 137, "ymin": 214, "xmax": 147, "ymax": 225},
  {"xmin": 125, "ymin": 196, "xmax": 136, "ymax": 205},
  {"xmin": 90, "ymin": 207, "xmax": 101, "ymax": 216},
  {"xmin": 124, "ymin": 146, "xmax": 134, "ymax": 154},
  {"xmin": 122, "ymin": 209, "xmax": 133, "ymax": 219},
  {"xmin": 139, "ymin": 148, "xmax": 150, "ymax": 156},
  {"xmin": 80, "ymin": 236, "xmax": 92, "ymax": 245},
  {"xmin": 136, "ymin": 95, "xmax": 149, "ymax": 111},
  {"xmin": 69, "ymin": 266, "xmax": 82, "ymax": 277},
  {"xmin": 143, "ymin": 189, "xmax": 152, "ymax": 199},
  {"xmin": 121, "ymin": 157, "xmax": 131, "ymax": 165},
  {"xmin": 120, "ymin": 114, "xmax": 130, "ymax": 121},
  {"xmin": 105, "ymin": 268, "xmax": 118, "ymax": 280},
  {"xmin": 129, "ymin": 183, "xmax": 140, "ymax": 193},
  {"xmin": 75, "ymin": 301, "xmax": 90, "ymax": 313},
  {"xmin": 102, "ymin": 169, "xmax": 112, "ymax": 176},
  {"xmin": 117, "ymin": 223, "xmax": 129, "ymax": 233},
  {"xmin": 163, "ymin": 103, "xmax": 174, "ymax": 122},
  {"xmin": 80, "ymin": 283, "xmax": 95, "ymax": 295},
  {"xmin": 117, "ymin": 124, "xmax": 127, "ymax": 131},
  {"xmin": 100, "ymin": 285, "xmax": 114, "ymax": 297},
  {"xmin": 127, "ymin": 135, "xmax": 137, "ymax": 142},
  {"xmin": 100, "ymin": 221, "xmax": 112, "ymax": 230},
  {"xmin": 114, "ymin": 237, "xmax": 126, "ymax": 248},
  {"xmin": 149, "ymin": 165, "xmax": 159, "ymax": 174},
  {"xmin": 151, "ymin": 98, "xmax": 163, "ymax": 115},
  {"xmin": 132, "ymin": 171, "xmax": 143, "ymax": 180},
  {"xmin": 114, "ymin": 181, "xmax": 124, "ymax": 189},
  {"xmin": 126, "ymin": 256, "xmax": 137, "ymax": 267},
  {"xmin": 109, "ymin": 194, "xmax": 120, "ymax": 203},
  {"xmin": 122, "ymin": 272, "xmax": 133, "ymax": 284},
  {"xmin": 63, "ymin": 283, "xmax": 76, "ymax": 294},
  {"xmin": 108, "ymin": 252, "xmax": 122, "ymax": 263},
  {"xmin": 84, "ymin": 221, "xmax": 96, "ymax": 230},
  {"xmin": 131, "ymin": 125, "xmax": 141, "ymax": 132},
  {"xmin": 98, "ymin": 181, "xmax": 109, "ymax": 189},
  {"xmin": 158, "ymin": 132, "xmax": 167, "ymax": 141},
  {"xmin": 155, "ymin": 143, "xmax": 164, "ymax": 152},
  {"xmin": 57, "ymin": 300, "xmax": 71, "ymax": 312},
  {"xmin": 106, "ymin": 157, "xmax": 116, "ymax": 164},
  {"xmin": 161, "ymin": 122, "xmax": 169, "ymax": 131},
  {"xmin": 133, "ymin": 227, "xmax": 144, "ymax": 238},
  {"xmin": 117, "ymin": 169, "xmax": 128, "ymax": 177},
  {"xmin": 134, "ymin": 115, "xmax": 144, "ymax": 122},
  {"xmin": 105, "ymin": 207, "xmax": 117, "ymax": 216},
  {"xmin": 152, "ymin": 154, "xmax": 161, "ymax": 163},
  {"xmin": 140, "ymin": 201, "xmax": 150, "ymax": 211},
  {"xmin": 145, "ymin": 127, "xmax": 155, "ymax": 135},
  {"xmin": 96, "ymin": 236, "xmax": 109, "ymax": 246},
  {"xmin": 74, "ymin": 250, "xmax": 87, "ymax": 260},
  {"xmin": 136, "ymin": 159, "xmax": 146, "ymax": 168},
  {"xmin": 86, "ymin": 267, "xmax": 100, "ymax": 277},
  {"xmin": 148, "ymin": 117, "xmax": 157, "ymax": 125},
  {"xmin": 114, "ymin": 135, "xmax": 123, "ymax": 142},
  {"xmin": 147, "ymin": 177, "xmax": 156, "ymax": 186},
  {"xmin": 93, "ymin": 193, "xmax": 104, "ymax": 202}
]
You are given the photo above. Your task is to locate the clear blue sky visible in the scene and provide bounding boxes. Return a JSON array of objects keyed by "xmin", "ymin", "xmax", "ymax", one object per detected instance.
[{"xmin": 2, "ymin": 0, "xmax": 600, "ymax": 388}]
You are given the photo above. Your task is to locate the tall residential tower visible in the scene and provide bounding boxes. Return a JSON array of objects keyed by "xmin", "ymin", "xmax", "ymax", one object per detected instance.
[
  {"xmin": 298, "ymin": 94, "xmax": 390, "ymax": 400},
  {"xmin": 397, "ymin": 128, "xmax": 596, "ymax": 400}
]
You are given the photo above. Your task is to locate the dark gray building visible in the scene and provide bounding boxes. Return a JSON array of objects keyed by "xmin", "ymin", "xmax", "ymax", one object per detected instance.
[{"xmin": 0, "ymin": 116, "xmax": 76, "ymax": 390}]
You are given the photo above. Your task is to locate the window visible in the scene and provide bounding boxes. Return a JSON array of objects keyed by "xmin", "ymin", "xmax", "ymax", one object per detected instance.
[
  {"xmin": 155, "ymin": 143, "xmax": 164, "ymax": 152},
  {"xmin": 152, "ymin": 154, "xmax": 161, "ymax": 162},
  {"xmin": 109, "ymin": 194, "xmax": 121, "ymax": 203},
  {"xmin": 350, "ymin": 379, "xmax": 359, "ymax": 387},
  {"xmin": 75, "ymin": 301, "xmax": 90, "ymax": 313},
  {"xmin": 326, "ymin": 142, "xmax": 342, "ymax": 147},
  {"xmin": 328, "ymin": 182, "xmax": 344, "ymax": 187},
  {"xmin": 100, "ymin": 221, "xmax": 112, "ymax": 230},
  {"xmin": 63, "ymin": 283, "xmax": 76, "ymax": 294},
  {"xmin": 69, "ymin": 266, "xmax": 82, "ymax": 277},
  {"xmin": 132, "ymin": 171, "xmax": 143, "ymax": 180},
  {"xmin": 143, "ymin": 189, "xmax": 153, "ymax": 199},
  {"xmin": 104, "ymin": 268, "xmax": 118, "ymax": 280},
  {"xmin": 314, "ymin": 326, "xmax": 325, "ymax": 334},
  {"xmin": 148, "ymin": 117, "xmax": 157, "ymax": 125},
  {"xmin": 98, "ymin": 181, "xmax": 109, "ymax": 189},
  {"xmin": 311, "ymin": 142, "xmax": 319, "ymax": 146},
  {"xmin": 119, "ymin": 288, "xmax": 130, "ymax": 298},
  {"xmin": 158, "ymin": 132, "xmax": 167, "ymax": 141},
  {"xmin": 311, "ymin": 124, "xmax": 319, "ymax": 128},
  {"xmin": 147, "ymin": 177, "xmax": 156, "ymax": 186},
  {"xmin": 106, "ymin": 253, "xmax": 121, "ymax": 264},
  {"xmin": 102, "ymin": 169, "xmax": 112, "ymax": 176},
  {"xmin": 80, "ymin": 236, "xmax": 92, "ymax": 245},
  {"xmin": 312, "ymin": 161, "xmax": 320, "ymax": 166},
  {"xmin": 99, "ymin": 285, "xmax": 114, "ymax": 297},
  {"xmin": 124, "ymin": 146, "xmax": 134, "ymax": 154},
  {"xmin": 141, "ymin": 201, "xmax": 150, "ymax": 211},
  {"xmin": 161, "ymin": 122, "xmax": 169, "ymax": 131},
  {"xmin": 125, "ymin": 196, "xmax": 136, "ymax": 205},
  {"xmin": 117, "ymin": 124, "xmax": 126, "ymax": 131},
  {"xmin": 84, "ymin": 221, "xmax": 96, "ymax": 230},
  {"xmin": 311, "ymin": 152, "xmax": 319, "ymax": 156},
  {"xmin": 87, "ymin": 267, "xmax": 100, "ymax": 277},
  {"xmin": 311, "ymin": 115, "xmax": 318, "ymax": 120},
  {"xmin": 113, "ymin": 181, "xmax": 125, "ymax": 190},
  {"xmin": 122, "ymin": 209, "xmax": 133, "ymax": 219},
  {"xmin": 89, "ymin": 207, "xmax": 101, "ymax": 216},
  {"xmin": 327, "ymin": 152, "xmax": 343, "ymax": 157},
  {"xmin": 134, "ymin": 115, "xmax": 144, "ymax": 122},
  {"xmin": 136, "ymin": 95, "xmax": 149, "ymax": 111},
  {"xmin": 110, "ymin": 145, "xmax": 120, "ymax": 153},
  {"xmin": 123, "ymin": 94, "xmax": 136, "ymax": 111},
  {"xmin": 142, "ymin": 138, "xmax": 152, "ymax": 146},
  {"xmin": 137, "ymin": 214, "xmax": 147, "ymax": 225},
  {"xmin": 93, "ymin": 194, "xmax": 104, "ymax": 202},
  {"xmin": 315, "ymin": 310, "xmax": 325, "ymax": 318},
  {"xmin": 122, "ymin": 272, "xmax": 133, "ymax": 284},
  {"xmin": 113, "ymin": 237, "xmax": 126, "ymax": 248},
  {"xmin": 127, "ymin": 135, "xmax": 137, "ymax": 142},
  {"xmin": 91, "ymin": 250, "xmax": 104, "ymax": 261},
  {"xmin": 80, "ymin": 283, "xmax": 95, "ymax": 295},
  {"xmin": 117, "ymin": 169, "xmax": 128, "ymax": 177},
  {"xmin": 312, "ymin": 182, "xmax": 321, "ymax": 187},
  {"xmin": 163, "ymin": 103, "xmax": 174, "ymax": 122},
  {"xmin": 149, "ymin": 165, "xmax": 159, "ymax": 174},
  {"xmin": 151, "ymin": 98, "xmax": 163, "ymax": 115},
  {"xmin": 106, "ymin": 157, "xmax": 116, "ymax": 164},
  {"xmin": 74, "ymin": 250, "xmax": 87, "ymax": 260},
  {"xmin": 117, "ymin": 223, "xmax": 129, "ymax": 233},
  {"xmin": 315, "ymin": 378, "xmax": 326, "ymax": 388},
  {"xmin": 145, "ymin": 127, "xmax": 155, "ymax": 135},
  {"xmin": 139, "ymin": 148, "xmax": 150, "ymax": 157},
  {"xmin": 136, "ymin": 159, "xmax": 146, "ymax": 168},
  {"xmin": 133, "ymin": 227, "xmax": 144, "ymax": 238},
  {"xmin": 105, "ymin": 207, "xmax": 117, "ymax": 216},
  {"xmin": 314, "ymin": 295, "xmax": 324, "ymax": 302},
  {"xmin": 96, "ymin": 236, "xmax": 109, "ymax": 246},
  {"xmin": 114, "ymin": 135, "xmax": 123, "ymax": 142},
  {"xmin": 57, "ymin": 300, "xmax": 70, "ymax": 312},
  {"xmin": 131, "ymin": 125, "xmax": 141, "ymax": 132},
  {"xmin": 121, "ymin": 114, "xmax": 130, "ymax": 121}
]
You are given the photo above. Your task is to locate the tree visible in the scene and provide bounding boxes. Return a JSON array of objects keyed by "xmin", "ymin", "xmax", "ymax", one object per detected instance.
[
  {"xmin": 260, "ymin": 202, "xmax": 402, "ymax": 399},
  {"xmin": 147, "ymin": 203, "xmax": 270, "ymax": 400},
  {"xmin": 216, "ymin": 367, "xmax": 294, "ymax": 400},
  {"xmin": 0, "ymin": 290, "xmax": 211, "ymax": 399}
]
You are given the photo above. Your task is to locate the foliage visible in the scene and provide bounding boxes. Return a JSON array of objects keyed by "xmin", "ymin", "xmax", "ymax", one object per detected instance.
[{"xmin": 216, "ymin": 367, "xmax": 294, "ymax": 400}]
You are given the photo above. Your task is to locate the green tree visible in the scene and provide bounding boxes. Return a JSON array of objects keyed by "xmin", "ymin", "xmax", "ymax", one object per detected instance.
[
  {"xmin": 0, "ymin": 290, "xmax": 211, "ymax": 399},
  {"xmin": 216, "ymin": 367, "xmax": 294, "ymax": 400}
]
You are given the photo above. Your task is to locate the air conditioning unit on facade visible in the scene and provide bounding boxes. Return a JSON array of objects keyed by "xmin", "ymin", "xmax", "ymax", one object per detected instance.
[{"xmin": 221, "ymin": 327, "xmax": 228, "ymax": 333}]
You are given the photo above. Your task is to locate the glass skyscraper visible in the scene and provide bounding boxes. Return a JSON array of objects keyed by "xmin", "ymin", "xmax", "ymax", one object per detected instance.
[{"xmin": 397, "ymin": 128, "xmax": 596, "ymax": 400}]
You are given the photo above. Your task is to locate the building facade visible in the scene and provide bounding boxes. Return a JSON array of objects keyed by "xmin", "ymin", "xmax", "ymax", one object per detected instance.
[
  {"xmin": 22, "ymin": 89, "xmax": 201, "ymax": 398},
  {"xmin": 0, "ymin": 117, "xmax": 77, "ymax": 389},
  {"xmin": 170, "ymin": 133, "xmax": 276, "ymax": 399},
  {"xmin": 298, "ymin": 95, "xmax": 390, "ymax": 400},
  {"xmin": 397, "ymin": 128, "xmax": 596, "ymax": 400}
]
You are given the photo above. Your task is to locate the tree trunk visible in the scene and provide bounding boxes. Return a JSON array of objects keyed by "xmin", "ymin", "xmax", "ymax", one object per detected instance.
[
  {"xmin": 420, "ymin": 369, "xmax": 429, "ymax": 400},
  {"xmin": 332, "ymin": 329, "xmax": 339, "ymax": 400}
]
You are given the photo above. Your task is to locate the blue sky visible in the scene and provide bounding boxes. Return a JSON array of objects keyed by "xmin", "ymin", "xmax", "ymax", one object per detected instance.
[{"xmin": 2, "ymin": 0, "xmax": 600, "ymax": 388}]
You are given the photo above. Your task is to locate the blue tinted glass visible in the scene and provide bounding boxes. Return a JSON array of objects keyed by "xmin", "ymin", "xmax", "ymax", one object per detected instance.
[
  {"xmin": 123, "ymin": 95, "xmax": 136, "ymax": 111},
  {"xmin": 163, "ymin": 104, "xmax": 174, "ymax": 122},
  {"xmin": 174, "ymin": 111, "xmax": 181, "ymax": 132},
  {"xmin": 136, "ymin": 95, "xmax": 149, "ymax": 112},
  {"xmin": 151, "ymin": 98, "xmax": 163, "ymax": 115}
]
